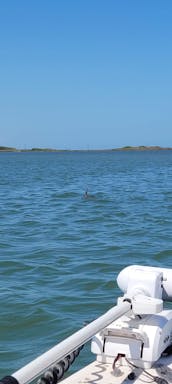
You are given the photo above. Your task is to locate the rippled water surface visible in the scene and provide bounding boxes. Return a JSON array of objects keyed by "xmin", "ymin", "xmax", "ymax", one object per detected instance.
[{"xmin": 1, "ymin": 151, "xmax": 172, "ymax": 377}]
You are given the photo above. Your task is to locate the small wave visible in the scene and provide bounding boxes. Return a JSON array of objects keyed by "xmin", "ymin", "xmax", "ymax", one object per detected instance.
[
  {"xmin": 154, "ymin": 250, "xmax": 172, "ymax": 261},
  {"xmin": 51, "ymin": 191, "xmax": 79, "ymax": 199}
]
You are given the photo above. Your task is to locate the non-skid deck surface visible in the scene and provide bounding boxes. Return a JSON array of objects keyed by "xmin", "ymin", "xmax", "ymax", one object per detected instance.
[{"xmin": 62, "ymin": 356, "xmax": 172, "ymax": 384}]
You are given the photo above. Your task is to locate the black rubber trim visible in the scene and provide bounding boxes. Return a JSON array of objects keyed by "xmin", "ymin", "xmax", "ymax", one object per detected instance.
[
  {"xmin": 123, "ymin": 298, "xmax": 132, "ymax": 309},
  {"xmin": 0, "ymin": 376, "xmax": 19, "ymax": 384}
]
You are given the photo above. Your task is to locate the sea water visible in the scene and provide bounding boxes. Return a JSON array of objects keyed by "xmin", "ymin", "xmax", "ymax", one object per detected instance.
[{"xmin": 0, "ymin": 150, "xmax": 172, "ymax": 378}]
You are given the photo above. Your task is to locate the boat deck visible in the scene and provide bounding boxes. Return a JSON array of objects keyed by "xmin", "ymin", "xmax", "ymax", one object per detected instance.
[{"xmin": 62, "ymin": 356, "xmax": 172, "ymax": 384}]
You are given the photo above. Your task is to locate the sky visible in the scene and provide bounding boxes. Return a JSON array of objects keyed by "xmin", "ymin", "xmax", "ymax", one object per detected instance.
[{"xmin": 0, "ymin": 0, "xmax": 172, "ymax": 150}]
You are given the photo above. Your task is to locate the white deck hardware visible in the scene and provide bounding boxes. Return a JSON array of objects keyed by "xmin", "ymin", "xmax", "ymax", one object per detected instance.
[{"xmin": 1, "ymin": 265, "xmax": 172, "ymax": 384}]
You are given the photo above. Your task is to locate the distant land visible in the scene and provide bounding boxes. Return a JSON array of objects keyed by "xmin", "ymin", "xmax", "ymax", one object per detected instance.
[{"xmin": 0, "ymin": 145, "xmax": 172, "ymax": 152}]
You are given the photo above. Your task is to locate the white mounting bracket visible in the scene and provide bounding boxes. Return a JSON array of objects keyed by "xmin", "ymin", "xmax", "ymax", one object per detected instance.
[{"xmin": 118, "ymin": 294, "xmax": 163, "ymax": 314}]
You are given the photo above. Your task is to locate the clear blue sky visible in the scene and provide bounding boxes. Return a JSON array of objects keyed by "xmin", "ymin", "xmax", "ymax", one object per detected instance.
[{"xmin": 0, "ymin": 0, "xmax": 172, "ymax": 149}]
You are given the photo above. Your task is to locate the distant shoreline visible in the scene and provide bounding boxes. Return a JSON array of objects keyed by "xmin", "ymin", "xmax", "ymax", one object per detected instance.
[{"xmin": 0, "ymin": 145, "xmax": 172, "ymax": 152}]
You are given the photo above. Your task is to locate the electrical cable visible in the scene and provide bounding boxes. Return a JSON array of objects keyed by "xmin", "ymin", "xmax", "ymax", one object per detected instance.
[{"xmin": 125, "ymin": 358, "xmax": 168, "ymax": 384}]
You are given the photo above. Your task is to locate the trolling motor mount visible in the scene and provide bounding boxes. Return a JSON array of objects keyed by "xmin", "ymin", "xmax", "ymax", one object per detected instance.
[{"xmin": 91, "ymin": 265, "xmax": 172, "ymax": 368}]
